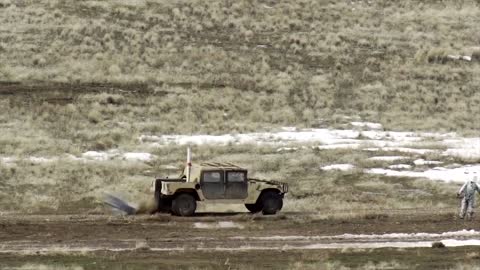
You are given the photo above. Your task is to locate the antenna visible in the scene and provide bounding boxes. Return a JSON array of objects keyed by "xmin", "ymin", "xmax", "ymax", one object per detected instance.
[{"xmin": 186, "ymin": 147, "xmax": 192, "ymax": 182}]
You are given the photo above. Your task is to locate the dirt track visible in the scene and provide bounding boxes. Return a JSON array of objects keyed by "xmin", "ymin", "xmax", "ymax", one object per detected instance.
[
  {"xmin": 0, "ymin": 211, "xmax": 478, "ymax": 250},
  {"xmin": 1, "ymin": 212, "xmax": 480, "ymax": 269}
]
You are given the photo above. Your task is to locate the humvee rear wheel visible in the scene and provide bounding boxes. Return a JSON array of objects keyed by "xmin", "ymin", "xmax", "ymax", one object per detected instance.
[
  {"xmin": 245, "ymin": 203, "xmax": 262, "ymax": 213},
  {"xmin": 172, "ymin": 193, "xmax": 196, "ymax": 216},
  {"xmin": 261, "ymin": 191, "xmax": 283, "ymax": 215}
]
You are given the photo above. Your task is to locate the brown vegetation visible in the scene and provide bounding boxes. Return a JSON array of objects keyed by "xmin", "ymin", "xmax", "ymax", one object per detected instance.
[{"xmin": 0, "ymin": 0, "xmax": 476, "ymax": 214}]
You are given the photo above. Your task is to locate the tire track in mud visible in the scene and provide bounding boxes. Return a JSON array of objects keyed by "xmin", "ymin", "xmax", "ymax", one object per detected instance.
[
  {"xmin": 2, "ymin": 231, "xmax": 480, "ymax": 254},
  {"xmin": 1, "ymin": 213, "xmax": 478, "ymax": 254}
]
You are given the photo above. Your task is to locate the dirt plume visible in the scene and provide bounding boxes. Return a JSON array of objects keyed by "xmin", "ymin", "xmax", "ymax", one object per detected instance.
[{"xmin": 104, "ymin": 194, "xmax": 157, "ymax": 215}]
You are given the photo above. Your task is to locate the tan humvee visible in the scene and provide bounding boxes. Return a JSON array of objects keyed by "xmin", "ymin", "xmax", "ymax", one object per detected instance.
[{"xmin": 153, "ymin": 162, "xmax": 288, "ymax": 216}]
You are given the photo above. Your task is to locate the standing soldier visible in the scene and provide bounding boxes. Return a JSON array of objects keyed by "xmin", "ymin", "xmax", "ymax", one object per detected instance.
[{"xmin": 457, "ymin": 171, "xmax": 480, "ymax": 220}]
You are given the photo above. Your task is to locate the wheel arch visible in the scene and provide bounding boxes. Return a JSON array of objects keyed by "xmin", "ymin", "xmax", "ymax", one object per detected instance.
[
  {"xmin": 173, "ymin": 189, "xmax": 200, "ymax": 201},
  {"xmin": 257, "ymin": 188, "xmax": 282, "ymax": 202}
]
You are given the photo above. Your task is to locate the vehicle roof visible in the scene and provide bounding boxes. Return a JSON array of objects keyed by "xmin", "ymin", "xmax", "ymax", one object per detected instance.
[{"xmin": 195, "ymin": 162, "xmax": 246, "ymax": 170}]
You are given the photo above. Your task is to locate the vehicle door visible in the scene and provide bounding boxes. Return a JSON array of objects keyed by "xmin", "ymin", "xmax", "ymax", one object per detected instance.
[
  {"xmin": 225, "ymin": 170, "xmax": 248, "ymax": 199},
  {"xmin": 200, "ymin": 170, "xmax": 225, "ymax": 199}
]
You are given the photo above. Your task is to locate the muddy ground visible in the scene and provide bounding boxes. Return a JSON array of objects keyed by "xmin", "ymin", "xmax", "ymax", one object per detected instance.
[
  {"xmin": 0, "ymin": 211, "xmax": 476, "ymax": 242},
  {"xmin": 1, "ymin": 211, "xmax": 480, "ymax": 269}
]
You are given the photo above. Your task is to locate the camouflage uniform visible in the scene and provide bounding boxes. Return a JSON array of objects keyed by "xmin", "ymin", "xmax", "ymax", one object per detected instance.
[{"xmin": 458, "ymin": 176, "xmax": 480, "ymax": 220}]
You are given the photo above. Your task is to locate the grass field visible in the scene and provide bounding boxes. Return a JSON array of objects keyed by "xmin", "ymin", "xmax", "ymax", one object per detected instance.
[
  {"xmin": 2, "ymin": 247, "xmax": 480, "ymax": 270},
  {"xmin": 0, "ymin": 0, "xmax": 478, "ymax": 215},
  {"xmin": 3, "ymin": 2, "xmax": 480, "ymax": 269},
  {"xmin": 1, "ymin": 0, "xmax": 480, "ymax": 132}
]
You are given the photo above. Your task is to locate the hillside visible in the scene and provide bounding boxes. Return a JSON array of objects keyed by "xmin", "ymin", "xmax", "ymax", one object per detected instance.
[
  {"xmin": 0, "ymin": 0, "xmax": 478, "ymax": 214},
  {"xmin": 1, "ymin": 0, "xmax": 479, "ymax": 133}
]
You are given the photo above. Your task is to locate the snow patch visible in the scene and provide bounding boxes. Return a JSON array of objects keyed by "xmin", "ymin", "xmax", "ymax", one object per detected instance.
[
  {"xmin": 443, "ymin": 138, "xmax": 480, "ymax": 158},
  {"xmin": 82, "ymin": 151, "xmax": 110, "ymax": 161},
  {"xmin": 281, "ymin": 127, "xmax": 297, "ymax": 132},
  {"xmin": 414, "ymin": 159, "xmax": 443, "ymax": 166},
  {"xmin": 276, "ymin": 147, "xmax": 298, "ymax": 153},
  {"xmin": 366, "ymin": 165, "xmax": 480, "ymax": 183},
  {"xmin": 194, "ymin": 221, "xmax": 244, "ymax": 229},
  {"xmin": 364, "ymin": 147, "xmax": 434, "ymax": 155},
  {"xmin": 139, "ymin": 128, "xmax": 480, "ymax": 160},
  {"xmin": 441, "ymin": 239, "xmax": 480, "ymax": 247},
  {"xmin": 321, "ymin": 164, "xmax": 354, "ymax": 171},
  {"xmin": 122, "ymin": 152, "xmax": 155, "ymax": 162},
  {"xmin": 139, "ymin": 129, "xmax": 433, "ymax": 147},
  {"xmin": 1, "ymin": 157, "xmax": 17, "ymax": 163},
  {"xmin": 315, "ymin": 143, "xmax": 360, "ymax": 150},
  {"xmin": 232, "ymin": 230, "xmax": 480, "ymax": 241},
  {"xmin": 203, "ymin": 240, "xmax": 480, "ymax": 250},
  {"xmin": 388, "ymin": 164, "xmax": 412, "ymax": 169},
  {"xmin": 140, "ymin": 129, "xmax": 362, "ymax": 146},
  {"xmin": 28, "ymin": 157, "xmax": 57, "ymax": 163},
  {"xmin": 444, "ymin": 148, "xmax": 480, "ymax": 159}
]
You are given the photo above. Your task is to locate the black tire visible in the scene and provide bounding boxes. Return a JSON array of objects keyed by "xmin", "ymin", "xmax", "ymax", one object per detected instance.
[
  {"xmin": 261, "ymin": 191, "xmax": 283, "ymax": 215},
  {"xmin": 245, "ymin": 203, "xmax": 262, "ymax": 213},
  {"xmin": 172, "ymin": 193, "xmax": 197, "ymax": 216}
]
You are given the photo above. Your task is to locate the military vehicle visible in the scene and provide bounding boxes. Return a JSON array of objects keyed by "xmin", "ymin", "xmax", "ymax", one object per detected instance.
[{"xmin": 152, "ymin": 149, "xmax": 288, "ymax": 216}]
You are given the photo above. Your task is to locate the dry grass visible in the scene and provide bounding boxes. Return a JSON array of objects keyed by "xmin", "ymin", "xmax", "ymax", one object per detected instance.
[
  {"xmin": 0, "ymin": 0, "xmax": 476, "ymax": 214},
  {"xmin": 0, "ymin": 0, "xmax": 479, "ymax": 132},
  {"xmin": 0, "ymin": 142, "xmax": 458, "ymax": 214}
]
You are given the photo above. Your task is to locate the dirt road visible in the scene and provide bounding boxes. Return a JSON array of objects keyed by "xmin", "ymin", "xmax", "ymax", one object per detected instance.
[
  {"xmin": 0, "ymin": 211, "xmax": 478, "ymax": 249},
  {"xmin": 1, "ymin": 212, "xmax": 480, "ymax": 269}
]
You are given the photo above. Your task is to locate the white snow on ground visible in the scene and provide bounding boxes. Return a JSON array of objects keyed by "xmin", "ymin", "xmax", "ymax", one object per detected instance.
[
  {"xmin": 4, "ymin": 240, "xmax": 480, "ymax": 253},
  {"xmin": 140, "ymin": 126, "xmax": 480, "ymax": 160},
  {"xmin": 315, "ymin": 143, "xmax": 361, "ymax": 150},
  {"xmin": 356, "ymin": 131, "xmax": 422, "ymax": 142},
  {"xmin": 281, "ymin": 126, "xmax": 297, "ymax": 132},
  {"xmin": 82, "ymin": 151, "xmax": 111, "ymax": 161},
  {"xmin": 321, "ymin": 164, "xmax": 355, "ymax": 171},
  {"xmin": 443, "ymin": 138, "xmax": 480, "ymax": 158},
  {"xmin": 350, "ymin": 121, "xmax": 383, "ymax": 130},
  {"xmin": 0, "ymin": 157, "xmax": 17, "ymax": 164},
  {"xmin": 364, "ymin": 147, "xmax": 434, "ymax": 155},
  {"xmin": 366, "ymin": 165, "xmax": 480, "ymax": 183},
  {"xmin": 296, "ymin": 240, "xmax": 480, "ymax": 249},
  {"xmin": 194, "ymin": 221, "xmax": 244, "ymax": 229},
  {"xmin": 1, "ymin": 156, "xmax": 59, "ymax": 164},
  {"xmin": 122, "ymin": 152, "xmax": 155, "ymax": 162},
  {"xmin": 139, "ymin": 129, "xmax": 427, "ymax": 148},
  {"xmin": 368, "ymin": 156, "xmax": 408, "ymax": 161},
  {"xmin": 444, "ymin": 148, "xmax": 480, "ymax": 159},
  {"xmin": 140, "ymin": 129, "xmax": 362, "ymax": 146},
  {"xmin": 388, "ymin": 164, "xmax": 412, "ymax": 169},
  {"xmin": 231, "ymin": 230, "xmax": 480, "ymax": 241},
  {"xmin": 27, "ymin": 157, "xmax": 57, "ymax": 163},
  {"xmin": 2, "ymin": 230, "xmax": 480, "ymax": 254},
  {"xmin": 441, "ymin": 239, "xmax": 480, "ymax": 247},
  {"xmin": 276, "ymin": 147, "xmax": 299, "ymax": 152},
  {"xmin": 414, "ymin": 159, "xmax": 443, "ymax": 165},
  {"xmin": 140, "ymin": 128, "xmax": 478, "ymax": 155}
]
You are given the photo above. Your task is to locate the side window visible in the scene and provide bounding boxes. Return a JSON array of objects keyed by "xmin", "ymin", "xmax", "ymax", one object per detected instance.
[
  {"xmin": 203, "ymin": 171, "xmax": 222, "ymax": 183},
  {"xmin": 227, "ymin": 171, "xmax": 246, "ymax": 182}
]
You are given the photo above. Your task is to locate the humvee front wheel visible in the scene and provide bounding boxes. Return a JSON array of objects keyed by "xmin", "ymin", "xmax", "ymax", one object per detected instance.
[
  {"xmin": 172, "ymin": 193, "xmax": 196, "ymax": 216},
  {"xmin": 261, "ymin": 191, "xmax": 283, "ymax": 215}
]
